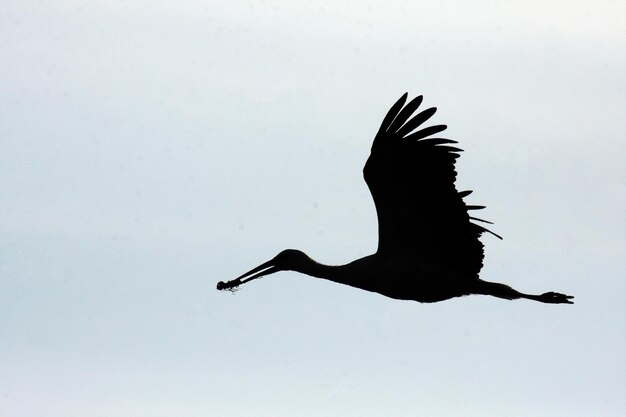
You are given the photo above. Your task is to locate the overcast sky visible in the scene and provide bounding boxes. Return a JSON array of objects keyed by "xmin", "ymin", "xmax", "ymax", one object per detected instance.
[{"xmin": 1, "ymin": 1, "xmax": 625, "ymax": 416}]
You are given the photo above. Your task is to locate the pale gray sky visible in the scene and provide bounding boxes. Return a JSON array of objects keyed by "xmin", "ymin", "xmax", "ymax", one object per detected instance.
[{"xmin": 1, "ymin": 1, "xmax": 625, "ymax": 416}]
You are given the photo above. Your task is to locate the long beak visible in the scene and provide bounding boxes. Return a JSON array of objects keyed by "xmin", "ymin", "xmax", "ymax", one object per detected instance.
[{"xmin": 217, "ymin": 259, "xmax": 279, "ymax": 291}]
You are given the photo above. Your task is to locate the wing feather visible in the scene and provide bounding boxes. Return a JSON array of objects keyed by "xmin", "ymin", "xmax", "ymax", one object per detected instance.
[
  {"xmin": 388, "ymin": 95, "xmax": 424, "ymax": 133},
  {"xmin": 376, "ymin": 93, "xmax": 408, "ymax": 135},
  {"xmin": 405, "ymin": 124, "xmax": 448, "ymax": 141},
  {"xmin": 395, "ymin": 107, "xmax": 437, "ymax": 137}
]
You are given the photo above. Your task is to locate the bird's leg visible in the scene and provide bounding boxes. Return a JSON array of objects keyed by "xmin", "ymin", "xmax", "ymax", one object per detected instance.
[
  {"xmin": 519, "ymin": 291, "xmax": 575, "ymax": 304},
  {"xmin": 473, "ymin": 279, "xmax": 574, "ymax": 304}
]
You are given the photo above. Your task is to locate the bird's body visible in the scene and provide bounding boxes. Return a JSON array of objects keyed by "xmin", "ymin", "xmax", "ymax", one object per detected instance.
[
  {"xmin": 217, "ymin": 94, "xmax": 573, "ymax": 305},
  {"xmin": 272, "ymin": 253, "xmax": 469, "ymax": 303}
]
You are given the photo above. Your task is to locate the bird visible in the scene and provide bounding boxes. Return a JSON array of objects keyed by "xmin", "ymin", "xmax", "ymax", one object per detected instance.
[{"xmin": 217, "ymin": 93, "xmax": 574, "ymax": 304}]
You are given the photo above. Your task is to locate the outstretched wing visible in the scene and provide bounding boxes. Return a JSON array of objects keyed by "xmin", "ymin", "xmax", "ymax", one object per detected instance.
[{"xmin": 363, "ymin": 93, "xmax": 501, "ymax": 278}]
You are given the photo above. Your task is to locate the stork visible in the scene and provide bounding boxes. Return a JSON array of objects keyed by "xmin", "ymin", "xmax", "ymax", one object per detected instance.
[{"xmin": 217, "ymin": 94, "xmax": 573, "ymax": 304}]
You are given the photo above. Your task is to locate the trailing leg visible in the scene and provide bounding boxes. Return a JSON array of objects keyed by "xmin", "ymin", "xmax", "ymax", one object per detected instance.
[{"xmin": 473, "ymin": 279, "xmax": 574, "ymax": 304}]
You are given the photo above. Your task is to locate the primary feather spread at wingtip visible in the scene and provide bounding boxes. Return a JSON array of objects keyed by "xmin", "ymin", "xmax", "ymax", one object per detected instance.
[
  {"xmin": 377, "ymin": 93, "xmax": 408, "ymax": 134},
  {"xmin": 405, "ymin": 124, "xmax": 448, "ymax": 141},
  {"xmin": 388, "ymin": 95, "xmax": 424, "ymax": 133},
  {"xmin": 396, "ymin": 107, "xmax": 438, "ymax": 138}
]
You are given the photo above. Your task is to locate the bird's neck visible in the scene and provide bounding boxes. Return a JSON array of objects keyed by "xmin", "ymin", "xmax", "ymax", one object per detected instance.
[{"xmin": 295, "ymin": 256, "xmax": 372, "ymax": 289}]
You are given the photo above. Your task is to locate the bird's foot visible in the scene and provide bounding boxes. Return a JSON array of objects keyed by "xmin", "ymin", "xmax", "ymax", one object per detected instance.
[{"xmin": 537, "ymin": 291, "xmax": 574, "ymax": 304}]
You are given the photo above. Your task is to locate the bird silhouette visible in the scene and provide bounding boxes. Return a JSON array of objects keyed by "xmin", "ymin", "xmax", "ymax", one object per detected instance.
[{"xmin": 217, "ymin": 93, "xmax": 574, "ymax": 304}]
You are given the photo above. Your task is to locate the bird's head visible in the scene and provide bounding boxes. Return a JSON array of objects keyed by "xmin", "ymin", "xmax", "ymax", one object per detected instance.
[
  {"xmin": 217, "ymin": 249, "xmax": 311, "ymax": 291},
  {"xmin": 272, "ymin": 249, "xmax": 310, "ymax": 271}
]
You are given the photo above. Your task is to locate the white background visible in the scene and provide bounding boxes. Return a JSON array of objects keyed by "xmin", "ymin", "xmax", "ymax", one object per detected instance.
[{"xmin": 1, "ymin": 1, "xmax": 624, "ymax": 416}]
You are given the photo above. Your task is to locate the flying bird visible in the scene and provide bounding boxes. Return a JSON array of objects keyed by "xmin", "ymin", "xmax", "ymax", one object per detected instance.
[{"xmin": 217, "ymin": 94, "xmax": 573, "ymax": 304}]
